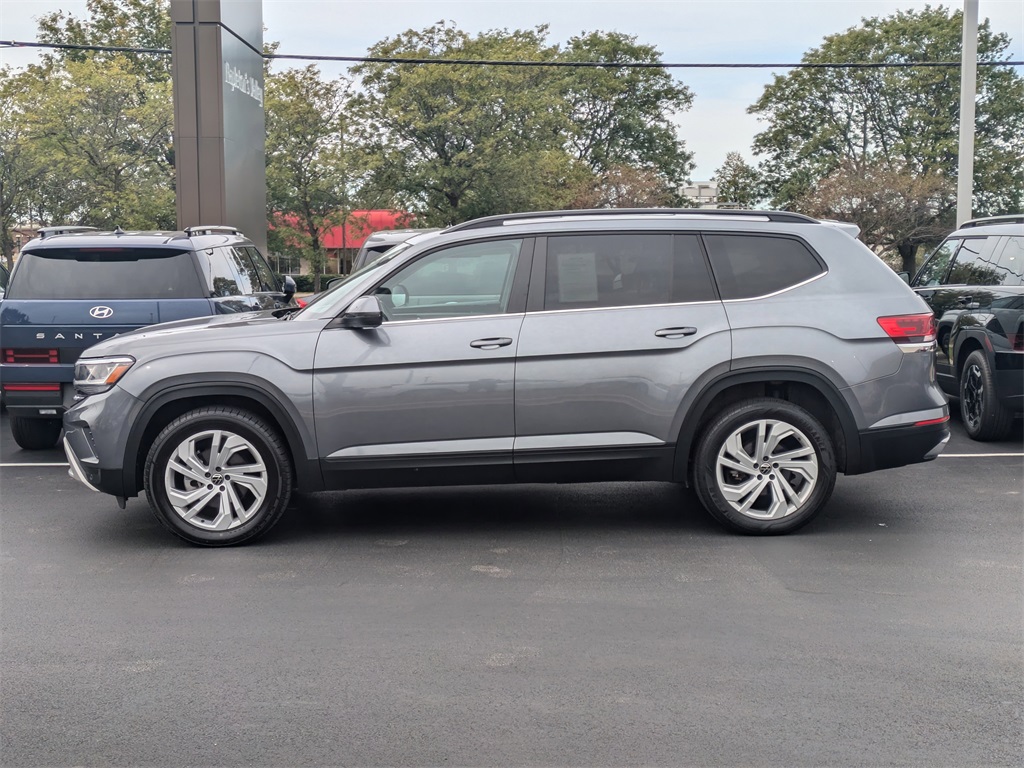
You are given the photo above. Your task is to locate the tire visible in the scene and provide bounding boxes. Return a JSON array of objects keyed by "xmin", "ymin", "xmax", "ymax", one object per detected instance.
[
  {"xmin": 144, "ymin": 406, "xmax": 293, "ymax": 546},
  {"xmin": 693, "ymin": 398, "xmax": 837, "ymax": 535},
  {"xmin": 959, "ymin": 349, "xmax": 1015, "ymax": 441},
  {"xmin": 10, "ymin": 416, "xmax": 62, "ymax": 450}
]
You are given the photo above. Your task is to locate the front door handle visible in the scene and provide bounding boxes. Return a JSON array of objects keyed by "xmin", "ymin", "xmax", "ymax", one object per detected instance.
[
  {"xmin": 470, "ymin": 337, "xmax": 513, "ymax": 350},
  {"xmin": 655, "ymin": 327, "xmax": 698, "ymax": 339}
]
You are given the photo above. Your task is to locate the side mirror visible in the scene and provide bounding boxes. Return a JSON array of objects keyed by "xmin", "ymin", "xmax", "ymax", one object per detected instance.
[
  {"xmin": 340, "ymin": 295, "xmax": 384, "ymax": 329},
  {"xmin": 282, "ymin": 275, "xmax": 296, "ymax": 299},
  {"xmin": 896, "ymin": 271, "xmax": 910, "ymax": 285}
]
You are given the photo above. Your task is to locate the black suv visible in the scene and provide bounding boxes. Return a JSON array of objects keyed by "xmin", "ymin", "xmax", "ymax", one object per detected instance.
[
  {"xmin": 912, "ymin": 215, "xmax": 1023, "ymax": 440},
  {"xmin": 1, "ymin": 225, "xmax": 294, "ymax": 450}
]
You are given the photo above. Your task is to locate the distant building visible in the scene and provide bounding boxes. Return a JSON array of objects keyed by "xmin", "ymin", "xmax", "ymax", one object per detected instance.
[{"xmin": 680, "ymin": 181, "xmax": 720, "ymax": 208}]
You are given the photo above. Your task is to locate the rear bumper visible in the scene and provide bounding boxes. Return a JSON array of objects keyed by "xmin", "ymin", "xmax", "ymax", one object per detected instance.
[{"xmin": 848, "ymin": 421, "xmax": 950, "ymax": 475}]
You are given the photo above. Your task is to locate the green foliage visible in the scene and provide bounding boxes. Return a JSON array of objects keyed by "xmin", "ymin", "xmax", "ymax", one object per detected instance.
[
  {"xmin": 558, "ymin": 31, "xmax": 694, "ymax": 195},
  {"xmin": 354, "ymin": 22, "xmax": 695, "ymax": 225},
  {"xmin": 0, "ymin": 71, "xmax": 45, "ymax": 268},
  {"xmin": 265, "ymin": 65, "xmax": 372, "ymax": 290},
  {"xmin": 354, "ymin": 22, "xmax": 571, "ymax": 225},
  {"xmin": 20, "ymin": 57, "xmax": 175, "ymax": 230},
  {"xmin": 749, "ymin": 5, "xmax": 1024, "ymax": 234},
  {"xmin": 36, "ymin": 0, "xmax": 172, "ymax": 83},
  {"xmin": 712, "ymin": 152, "xmax": 765, "ymax": 208}
]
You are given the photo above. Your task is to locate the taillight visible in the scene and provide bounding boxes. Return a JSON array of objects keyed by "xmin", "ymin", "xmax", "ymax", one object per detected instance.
[
  {"xmin": 877, "ymin": 314, "xmax": 936, "ymax": 345},
  {"xmin": 296, "ymin": 297, "xmax": 308, "ymax": 308},
  {"xmin": 1, "ymin": 383, "xmax": 61, "ymax": 392},
  {"xmin": 1012, "ymin": 332, "xmax": 1024, "ymax": 352},
  {"xmin": 2, "ymin": 348, "xmax": 59, "ymax": 364}
]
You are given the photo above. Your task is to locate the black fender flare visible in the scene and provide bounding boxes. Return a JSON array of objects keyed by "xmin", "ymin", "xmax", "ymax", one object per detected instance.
[
  {"xmin": 120, "ymin": 376, "xmax": 323, "ymax": 497},
  {"xmin": 672, "ymin": 367, "xmax": 861, "ymax": 481}
]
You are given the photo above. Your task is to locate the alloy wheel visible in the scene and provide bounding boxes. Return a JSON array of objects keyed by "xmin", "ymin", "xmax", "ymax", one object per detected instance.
[
  {"xmin": 961, "ymin": 363, "xmax": 984, "ymax": 432},
  {"xmin": 163, "ymin": 429, "xmax": 269, "ymax": 531},
  {"xmin": 715, "ymin": 418, "xmax": 819, "ymax": 520}
]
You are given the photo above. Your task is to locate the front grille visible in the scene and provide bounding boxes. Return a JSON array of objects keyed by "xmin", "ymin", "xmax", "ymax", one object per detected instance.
[{"xmin": 2, "ymin": 348, "xmax": 59, "ymax": 364}]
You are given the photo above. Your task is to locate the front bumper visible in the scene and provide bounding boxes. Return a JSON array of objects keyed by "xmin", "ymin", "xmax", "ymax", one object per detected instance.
[{"xmin": 62, "ymin": 386, "xmax": 140, "ymax": 498}]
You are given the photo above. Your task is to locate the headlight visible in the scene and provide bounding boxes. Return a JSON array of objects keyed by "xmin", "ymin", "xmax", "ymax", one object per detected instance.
[{"xmin": 74, "ymin": 356, "xmax": 136, "ymax": 395}]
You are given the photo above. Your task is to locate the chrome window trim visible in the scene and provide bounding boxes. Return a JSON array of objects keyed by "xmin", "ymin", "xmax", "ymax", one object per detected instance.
[
  {"xmin": 721, "ymin": 271, "xmax": 828, "ymax": 303},
  {"xmin": 527, "ymin": 298, "xmax": 721, "ymax": 317},
  {"xmin": 382, "ymin": 311, "xmax": 525, "ymax": 327}
]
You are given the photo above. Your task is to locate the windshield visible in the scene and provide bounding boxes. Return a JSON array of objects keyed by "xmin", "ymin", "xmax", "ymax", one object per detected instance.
[{"xmin": 297, "ymin": 242, "xmax": 414, "ymax": 318}]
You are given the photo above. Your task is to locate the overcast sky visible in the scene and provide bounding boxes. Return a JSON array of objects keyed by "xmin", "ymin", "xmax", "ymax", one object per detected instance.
[{"xmin": 2, "ymin": 0, "xmax": 1022, "ymax": 178}]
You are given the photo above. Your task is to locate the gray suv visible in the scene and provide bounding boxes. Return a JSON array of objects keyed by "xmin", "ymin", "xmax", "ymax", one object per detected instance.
[{"xmin": 63, "ymin": 209, "xmax": 949, "ymax": 545}]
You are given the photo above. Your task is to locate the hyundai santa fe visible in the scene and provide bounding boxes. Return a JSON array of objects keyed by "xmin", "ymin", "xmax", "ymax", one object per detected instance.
[{"xmin": 62, "ymin": 209, "xmax": 950, "ymax": 545}]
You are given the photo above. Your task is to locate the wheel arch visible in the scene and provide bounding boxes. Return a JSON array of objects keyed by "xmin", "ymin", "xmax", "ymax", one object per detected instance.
[
  {"xmin": 121, "ymin": 378, "xmax": 322, "ymax": 497},
  {"xmin": 672, "ymin": 368, "xmax": 858, "ymax": 484}
]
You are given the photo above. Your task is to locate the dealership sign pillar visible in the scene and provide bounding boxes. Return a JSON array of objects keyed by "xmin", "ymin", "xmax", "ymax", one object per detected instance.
[{"xmin": 170, "ymin": 0, "xmax": 267, "ymax": 254}]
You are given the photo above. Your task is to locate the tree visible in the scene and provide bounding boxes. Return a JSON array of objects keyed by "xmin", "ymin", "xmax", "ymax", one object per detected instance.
[
  {"xmin": 0, "ymin": 71, "xmax": 45, "ymax": 270},
  {"xmin": 569, "ymin": 165, "xmax": 675, "ymax": 209},
  {"xmin": 749, "ymin": 6, "xmax": 1024, "ymax": 267},
  {"xmin": 558, "ymin": 31, "xmax": 694, "ymax": 200},
  {"xmin": 35, "ymin": 0, "xmax": 172, "ymax": 83},
  {"xmin": 712, "ymin": 152, "xmax": 765, "ymax": 208},
  {"xmin": 265, "ymin": 66, "xmax": 370, "ymax": 290},
  {"xmin": 798, "ymin": 160, "xmax": 952, "ymax": 273},
  {"xmin": 23, "ymin": 56, "xmax": 175, "ymax": 229},
  {"xmin": 354, "ymin": 22, "xmax": 574, "ymax": 226}
]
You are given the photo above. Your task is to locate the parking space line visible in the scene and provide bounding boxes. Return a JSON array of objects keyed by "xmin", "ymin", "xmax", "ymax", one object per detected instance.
[
  {"xmin": 1, "ymin": 462, "xmax": 69, "ymax": 467},
  {"xmin": 939, "ymin": 453, "xmax": 1024, "ymax": 458}
]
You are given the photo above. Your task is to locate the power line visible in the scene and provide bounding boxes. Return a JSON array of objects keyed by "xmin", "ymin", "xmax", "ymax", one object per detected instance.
[{"xmin": 1, "ymin": 39, "xmax": 1021, "ymax": 69}]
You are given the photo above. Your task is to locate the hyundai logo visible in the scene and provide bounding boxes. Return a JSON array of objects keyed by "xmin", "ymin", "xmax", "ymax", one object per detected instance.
[{"xmin": 89, "ymin": 306, "xmax": 114, "ymax": 319}]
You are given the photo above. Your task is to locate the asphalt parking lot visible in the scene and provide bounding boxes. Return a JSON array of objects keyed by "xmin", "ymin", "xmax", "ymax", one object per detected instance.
[{"xmin": 1, "ymin": 409, "xmax": 1021, "ymax": 767}]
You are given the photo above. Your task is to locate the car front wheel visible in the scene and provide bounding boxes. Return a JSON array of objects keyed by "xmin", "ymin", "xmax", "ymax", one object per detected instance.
[
  {"xmin": 693, "ymin": 398, "xmax": 837, "ymax": 534},
  {"xmin": 959, "ymin": 349, "xmax": 1014, "ymax": 441},
  {"xmin": 144, "ymin": 406, "xmax": 293, "ymax": 546}
]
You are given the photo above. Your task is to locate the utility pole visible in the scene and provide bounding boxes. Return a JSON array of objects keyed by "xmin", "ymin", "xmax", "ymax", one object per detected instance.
[{"xmin": 957, "ymin": 0, "xmax": 978, "ymax": 227}]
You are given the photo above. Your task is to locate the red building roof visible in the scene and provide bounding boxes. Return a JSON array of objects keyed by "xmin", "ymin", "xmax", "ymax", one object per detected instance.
[{"xmin": 271, "ymin": 210, "xmax": 415, "ymax": 251}]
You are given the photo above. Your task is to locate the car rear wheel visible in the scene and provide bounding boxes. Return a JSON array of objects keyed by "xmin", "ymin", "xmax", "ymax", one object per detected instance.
[
  {"xmin": 959, "ymin": 349, "xmax": 1014, "ymax": 441},
  {"xmin": 10, "ymin": 416, "xmax": 62, "ymax": 450},
  {"xmin": 693, "ymin": 398, "xmax": 837, "ymax": 535},
  {"xmin": 144, "ymin": 407, "xmax": 293, "ymax": 546}
]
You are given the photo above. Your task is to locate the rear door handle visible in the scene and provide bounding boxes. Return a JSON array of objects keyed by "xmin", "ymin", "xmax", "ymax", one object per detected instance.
[
  {"xmin": 655, "ymin": 327, "xmax": 697, "ymax": 339},
  {"xmin": 470, "ymin": 337, "xmax": 513, "ymax": 349}
]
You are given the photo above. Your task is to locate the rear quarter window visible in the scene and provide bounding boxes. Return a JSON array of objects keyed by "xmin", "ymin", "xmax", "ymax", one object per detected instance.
[
  {"xmin": 703, "ymin": 234, "xmax": 824, "ymax": 300},
  {"xmin": 6, "ymin": 248, "xmax": 204, "ymax": 300}
]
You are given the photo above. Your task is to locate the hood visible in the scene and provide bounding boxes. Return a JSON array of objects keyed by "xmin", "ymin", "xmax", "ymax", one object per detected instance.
[{"xmin": 80, "ymin": 310, "xmax": 306, "ymax": 360}]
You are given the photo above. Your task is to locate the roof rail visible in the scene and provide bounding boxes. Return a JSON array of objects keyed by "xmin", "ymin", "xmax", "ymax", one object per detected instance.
[
  {"xmin": 184, "ymin": 225, "xmax": 243, "ymax": 237},
  {"xmin": 445, "ymin": 208, "xmax": 818, "ymax": 232},
  {"xmin": 36, "ymin": 225, "xmax": 99, "ymax": 239},
  {"xmin": 960, "ymin": 214, "xmax": 1024, "ymax": 229}
]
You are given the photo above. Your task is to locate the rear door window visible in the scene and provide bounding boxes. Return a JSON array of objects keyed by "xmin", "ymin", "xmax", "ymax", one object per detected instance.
[
  {"xmin": 542, "ymin": 233, "xmax": 716, "ymax": 310},
  {"xmin": 991, "ymin": 236, "xmax": 1024, "ymax": 287},
  {"xmin": 6, "ymin": 248, "xmax": 203, "ymax": 299},
  {"xmin": 703, "ymin": 234, "xmax": 824, "ymax": 300},
  {"xmin": 946, "ymin": 237, "xmax": 1002, "ymax": 286}
]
